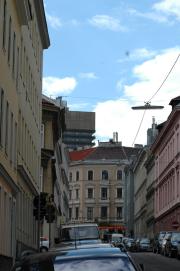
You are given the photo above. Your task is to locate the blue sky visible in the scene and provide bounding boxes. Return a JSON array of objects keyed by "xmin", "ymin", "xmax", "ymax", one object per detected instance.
[{"xmin": 43, "ymin": 0, "xmax": 180, "ymax": 146}]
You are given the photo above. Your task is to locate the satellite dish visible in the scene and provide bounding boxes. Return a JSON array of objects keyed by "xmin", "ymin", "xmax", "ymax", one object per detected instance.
[{"xmin": 131, "ymin": 102, "xmax": 164, "ymax": 110}]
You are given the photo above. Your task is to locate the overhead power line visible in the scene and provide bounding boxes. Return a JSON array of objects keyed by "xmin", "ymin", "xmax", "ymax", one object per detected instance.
[
  {"xmin": 147, "ymin": 53, "xmax": 180, "ymax": 103},
  {"xmin": 132, "ymin": 53, "xmax": 180, "ymax": 146}
]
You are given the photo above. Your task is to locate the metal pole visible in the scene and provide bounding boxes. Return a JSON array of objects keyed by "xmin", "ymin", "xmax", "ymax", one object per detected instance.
[
  {"xmin": 49, "ymin": 222, "xmax": 51, "ymax": 249},
  {"xmin": 37, "ymin": 194, "xmax": 40, "ymax": 252}
]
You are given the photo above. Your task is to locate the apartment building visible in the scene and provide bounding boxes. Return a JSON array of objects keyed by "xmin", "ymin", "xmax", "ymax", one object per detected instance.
[
  {"xmin": 41, "ymin": 95, "xmax": 68, "ymax": 247},
  {"xmin": 0, "ymin": 0, "xmax": 49, "ymax": 267},
  {"xmin": 152, "ymin": 96, "xmax": 180, "ymax": 233},
  {"xmin": 68, "ymin": 140, "xmax": 141, "ymax": 234}
]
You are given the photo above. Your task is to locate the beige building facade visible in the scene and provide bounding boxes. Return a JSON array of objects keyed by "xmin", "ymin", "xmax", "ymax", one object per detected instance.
[
  {"xmin": 69, "ymin": 161, "xmax": 125, "ymax": 226},
  {"xmin": 0, "ymin": 0, "xmax": 49, "ymax": 267},
  {"xmin": 68, "ymin": 142, "xmax": 141, "ymax": 234}
]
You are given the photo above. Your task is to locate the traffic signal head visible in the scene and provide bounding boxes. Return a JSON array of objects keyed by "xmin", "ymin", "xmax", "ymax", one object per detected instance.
[{"xmin": 45, "ymin": 205, "xmax": 56, "ymax": 223}]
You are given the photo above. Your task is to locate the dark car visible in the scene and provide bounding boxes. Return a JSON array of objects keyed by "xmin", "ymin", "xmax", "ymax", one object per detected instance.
[
  {"xmin": 152, "ymin": 231, "xmax": 166, "ymax": 254},
  {"xmin": 11, "ymin": 246, "xmax": 144, "ymax": 271},
  {"xmin": 125, "ymin": 239, "xmax": 136, "ymax": 252},
  {"xmin": 139, "ymin": 238, "xmax": 152, "ymax": 252},
  {"xmin": 164, "ymin": 232, "xmax": 180, "ymax": 257}
]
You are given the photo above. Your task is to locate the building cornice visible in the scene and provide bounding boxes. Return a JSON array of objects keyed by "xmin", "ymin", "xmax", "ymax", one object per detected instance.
[
  {"xmin": 33, "ymin": 0, "xmax": 50, "ymax": 49},
  {"xmin": 0, "ymin": 164, "xmax": 19, "ymax": 196},
  {"xmin": 151, "ymin": 106, "xmax": 180, "ymax": 153},
  {"xmin": 17, "ymin": 165, "xmax": 38, "ymax": 195}
]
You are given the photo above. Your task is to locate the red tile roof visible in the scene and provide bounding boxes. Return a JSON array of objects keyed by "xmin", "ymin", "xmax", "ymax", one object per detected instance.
[{"xmin": 69, "ymin": 148, "xmax": 97, "ymax": 161}]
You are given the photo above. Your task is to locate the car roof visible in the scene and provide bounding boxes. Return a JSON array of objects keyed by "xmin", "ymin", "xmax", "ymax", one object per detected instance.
[
  {"xmin": 20, "ymin": 247, "xmax": 128, "ymax": 262},
  {"xmin": 50, "ymin": 243, "xmax": 113, "ymax": 252},
  {"xmin": 61, "ymin": 223, "xmax": 98, "ymax": 228}
]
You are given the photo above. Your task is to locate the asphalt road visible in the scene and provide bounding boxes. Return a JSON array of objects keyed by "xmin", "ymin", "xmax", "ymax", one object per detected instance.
[{"xmin": 129, "ymin": 252, "xmax": 180, "ymax": 271}]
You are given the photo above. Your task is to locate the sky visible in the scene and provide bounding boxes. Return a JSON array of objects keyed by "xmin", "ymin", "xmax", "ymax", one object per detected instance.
[{"xmin": 43, "ymin": 0, "xmax": 180, "ymax": 147}]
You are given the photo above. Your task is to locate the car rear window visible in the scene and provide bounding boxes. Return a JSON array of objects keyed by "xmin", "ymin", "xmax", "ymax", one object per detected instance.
[
  {"xmin": 54, "ymin": 257, "xmax": 137, "ymax": 271},
  {"xmin": 61, "ymin": 226, "xmax": 99, "ymax": 241}
]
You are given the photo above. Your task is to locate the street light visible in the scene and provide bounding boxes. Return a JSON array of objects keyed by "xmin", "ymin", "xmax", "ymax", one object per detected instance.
[{"xmin": 131, "ymin": 102, "xmax": 164, "ymax": 110}]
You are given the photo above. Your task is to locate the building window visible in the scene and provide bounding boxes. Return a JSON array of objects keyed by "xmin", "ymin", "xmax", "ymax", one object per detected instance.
[
  {"xmin": 69, "ymin": 208, "xmax": 72, "ymax": 220},
  {"xmin": 117, "ymin": 170, "xmax": 122, "ymax": 180},
  {"xmin": 2, "ymin": 0, "xmax": 7, "ymax": 49},
  {"xmin": 87, "ymin": 188, "xmax": 93, "ymax": 199},
  {"xmin": 117, "ymin": 188, "xmax": 122, "ymax": 199},
  {"xmin": 117, "ymin": 207, "xmax": 122, "ymax": 219},
  {"xmin": 75, "ymin": 207, "xmax": 79, "ymax": 220},
  {"xmin": 88, "ymin": 170, "xmax": 93, "ymax": 180},
  {"xmin": 69, "ymin": 190, "xmax": 72, "ymax": 200},
  {"xmin": 102, "ymin": 170, "xmax": 108, "ymax": 180},
  {"xmin": 69, "ymin": 172, "xmax": 72, "ymax": 182},
  {"xmin": 56, "ymin": 144, "xmax": 62, "ymax": 164},
  {"xmin": 101, "ymin": 206, "xmax": 107, "ymax": 219},
  {"xmin": 5, "ymin": 101, "xmax": 9, "ymax": 154},
  {"xmin": 0, "ymin": 89, "xmax": 4, "ymax": 146},
  {"xmin": 10, "ymin": 112, "xmax": 13, "ymax": 163},
  {"xmin": 101, "ymin": 187, "xmax": 107, "ymax": 200},
  {"xmin": 76, "ymin": 189, "xmax": 79, "ymax": 199},
  {"xmin": 87, "ymin": 207, "xmax": 93, "ymax": 220},
  {"xmin": 7, "ymin": 17, "xmax": 12, "ymax": 63},
  {"xmin": 76, "ymin": 171, "xmax": 79, "ymax": 181}
]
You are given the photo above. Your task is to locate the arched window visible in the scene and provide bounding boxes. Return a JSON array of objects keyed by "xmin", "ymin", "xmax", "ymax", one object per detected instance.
[
  {"xmin": 76, "ymin": 171, "xmax": 79, "ymax": 181},
  {"xmin": 117, "ymin": 170, "xmax": 122, "ymax": 180},
  {"xmin": 102, "ymin": 170, "xmax": 108, "ymax": 180}
]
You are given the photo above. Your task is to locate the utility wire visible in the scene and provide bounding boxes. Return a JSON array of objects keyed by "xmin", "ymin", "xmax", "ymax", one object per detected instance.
[
  {"xmin": 147, "ymin": 53, "xmax": 180, "ymax": 103},
  {"xmin": 132, "ymin": 53, "xmax": 180, "ymax": 146},
  {"xmin": 132, "ymin": 110, "xmax": 146, "ymax": 147}
]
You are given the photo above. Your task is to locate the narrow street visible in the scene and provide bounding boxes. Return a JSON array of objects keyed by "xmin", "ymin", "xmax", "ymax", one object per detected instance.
[{"xmin": 130, "ymin": 252, "xmax": 180, "ymax": 271}]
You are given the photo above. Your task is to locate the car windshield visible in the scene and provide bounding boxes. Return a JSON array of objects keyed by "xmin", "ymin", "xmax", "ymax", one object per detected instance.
[
  {"xmin": 54, "ymin": 257, "xmax": 137, "ymax": 271},
  {"xmin": 140, "ymin": 239, "xmax": 150, "ymax": 244},
  {"xmin": 61, "ymin": 226, "xmax": 99, "ymax": 241},
  {"xmin": 172, "ymin": 233, "xmax": 180, "ymax": 241}
]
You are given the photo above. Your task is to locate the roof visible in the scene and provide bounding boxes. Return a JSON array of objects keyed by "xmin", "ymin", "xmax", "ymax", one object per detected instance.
[
  {"xmin": 69, "ymin": 146, "xmax": 141, "ymax": 162},
  {"xmin": 69, "ymin": 148, "xmax": 96, "ymax": 161}
]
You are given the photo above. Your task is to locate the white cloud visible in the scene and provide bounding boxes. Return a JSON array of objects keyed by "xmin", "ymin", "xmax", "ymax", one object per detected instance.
[
  {"xmin": 95, "ymin": 47, "xmax": 180, "ymax": 146},
  {"xmin": 79, "ymin": 72, "xmax": 98, "ymax": 79},
  {"xmin": 128, "ymin": 8, "xmax": 170, "ymax": 23},
  {"xmin": 43, "ymin": 76, "xmax": 77, "ymax": 97},
  {"xmin": 153, "ymin": 0, "xmax": 180, "ymax": 19},
  {"xmin": 117, "ymin": 48, "xmax": 157, "ymax": 63},
  {"xmin": 45, "ymin": 13, "xmax": 62, "ymax": 29},
  {"xmin": 89, "ymin": 15, "xmax": 127, "ymax": 31}
]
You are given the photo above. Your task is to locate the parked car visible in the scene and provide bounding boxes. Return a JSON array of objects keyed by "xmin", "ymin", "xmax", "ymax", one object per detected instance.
[
  {"xmin": 176, "ymin": 240, "xmax": 180, "ymax": 259},
  {"xmin": 11, "ymin": 246, "xmax": 144, "ymax": 271},
  {"xmin": 139, "ymin": 238, "xmax": 152, "ymax": 252},
  {"xmin": 40, "ymin": 236, "xmax": 49, "ymax": 252},
  {"xmin": 125, "ymin": 238, "xmax": 136, "ymax": 252},
  {"xmin": 164, "ymin": 232, "xmax": 180, "ymax": 257},
  {"xmin": 111, "ymin": 233, "xmax": 124, "ymax": 246},
  {"xmin": 152, "ymin": 231, "xmax": 166, "ymax": 254},
  {"xmin": 134, "ymin": 238, "xmax": 141, "ymax": 252}
]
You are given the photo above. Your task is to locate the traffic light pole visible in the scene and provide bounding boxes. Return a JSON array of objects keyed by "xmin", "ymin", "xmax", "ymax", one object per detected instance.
[
  {"xmin": 37, "ymin": 194, "xmax": 40, "ymax": 252},
  {"xmin": 49, "ymin": 222, "xmax": 51, "ymax": 249}
]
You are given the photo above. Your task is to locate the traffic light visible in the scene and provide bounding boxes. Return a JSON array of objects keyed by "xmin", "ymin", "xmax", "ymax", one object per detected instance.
[
  {"xmin": 33, "ymin": 192, "xmax": 48, "ymax": 221},
  {"xmin": 45, "ymin": 204, "xmax": 56, "ymax": 223}
]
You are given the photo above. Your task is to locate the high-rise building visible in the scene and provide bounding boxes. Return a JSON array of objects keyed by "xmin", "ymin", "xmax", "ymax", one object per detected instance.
[{"xmin": 63, "ymin": 110, "xmax": 95, "ymax": 150}]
